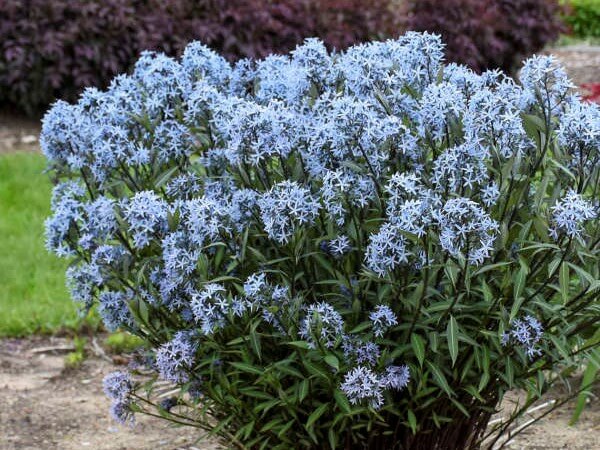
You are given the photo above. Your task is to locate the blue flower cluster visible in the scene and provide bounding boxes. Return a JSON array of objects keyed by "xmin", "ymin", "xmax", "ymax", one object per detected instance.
[
  {"xmin": 369, "ymin": 305, "xmax": 398, "ymax": 338},
  {"xmin": 103, "ymin": 371, "xmax": 134, "ymax": 425},
  {"xmin": 43, "ymin": 32, "xmax": 598, "ymax": 418},
  {"xmin": 155, "ymin": 331, "xmax": 198, "ymax": 383},
  {"xmin": 340, "ymin": 364, "xmax": 410, "ymax": 409},
  {"xmin": 550, "ymin": 190, "xmax": 597, "ymax": 240},
  {"xmin": 501, "ymin": 315, "xmax": 544, "ymax": 359},
  {"xmin": 299, "ymin": 302, "xmax": 345, "ymax": 349}
]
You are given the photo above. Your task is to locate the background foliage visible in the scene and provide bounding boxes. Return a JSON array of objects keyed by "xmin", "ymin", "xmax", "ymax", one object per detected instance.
[
  {"xmin": 0, "ymin": 0, "xmax": 398, "ymax": 115},
  {"xmin": 404, "ymin": 0, "xmax": 565, "ymax": 73},
  {"xmin": 563, "ymin": 0, "xmax": 600, "ymax": 37}
]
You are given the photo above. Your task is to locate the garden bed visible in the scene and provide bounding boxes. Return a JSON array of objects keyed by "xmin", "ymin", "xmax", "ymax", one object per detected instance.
[{"xmin": 1, "ymin": 336, "xmax": 598, "ymax": 449}]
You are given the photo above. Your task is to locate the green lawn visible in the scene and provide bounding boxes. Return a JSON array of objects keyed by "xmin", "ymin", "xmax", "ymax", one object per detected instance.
[{"xmin": 0, "ymin": 152, "xmax": 77, "ymax": 336}]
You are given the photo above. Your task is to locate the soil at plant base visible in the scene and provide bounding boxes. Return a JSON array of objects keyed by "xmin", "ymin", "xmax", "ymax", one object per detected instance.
[
  {"xmin": 1, "ymin": 337, "xmax": 599, "ymax": 450},
  {"xmin": 0, "ymin": 336, "xmax": 221, "ymax": 450}
]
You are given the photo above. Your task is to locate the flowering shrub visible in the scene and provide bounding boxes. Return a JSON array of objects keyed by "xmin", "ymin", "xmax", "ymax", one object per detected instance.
[
  {"xmin": 43, "ymin": 33, "xmax": 599, "ymax": 449},
  {"xmin": 0, "ymin": 0, "xmax": 398, "ymax": 115},
  {"xmin": 404, "ymin": 0, "xmax": 565, "ymax": 73}
]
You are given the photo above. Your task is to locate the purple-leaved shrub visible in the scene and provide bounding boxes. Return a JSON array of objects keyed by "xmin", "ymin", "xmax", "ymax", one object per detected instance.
[
  {"xmin": 404, "ymin": 0, "xmax": 565, "ymax": 73},
  {"xmin": 0, "ymin": 0, "xmax": 399, "ymax": 115},
  {"xmin": 44, "ymin": 33, "xmax": 599, "ymax": 449}
]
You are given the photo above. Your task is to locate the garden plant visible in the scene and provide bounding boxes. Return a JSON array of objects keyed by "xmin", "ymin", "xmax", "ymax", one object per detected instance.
[{"xmin": 43, "ymin": 33, "xmax": 599, "ymax": 449}]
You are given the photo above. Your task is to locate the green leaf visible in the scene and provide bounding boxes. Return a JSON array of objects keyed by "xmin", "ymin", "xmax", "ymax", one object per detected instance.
[
  {"xmin": 299, "ymin": 379, "xmax": 310, "ymax": 403},
  {"xmin": 464, "ymin": 385, "xmax": 484, "ymax": 402},
  {"xmin": 154, "ymin": 165, "xmax": 179, "ymax": 188},
  {"xmin": 549, "ymin": 335, "xmax": 572, "ymax": 363},
  {"xmin": 303, "ymin": 360, "xmax": 330, "ymax": 381},
  {"xmin": 450, "ymin": 398, "xmax": 470, "ymax": 417},
  {"xmin": 328, "ymin": 428, "xmax": 338, "ymax": 450},
  {"xmin": 447, "ymin": 316, "xmax": 459, "ymax": 367},
  {"xmin": 568, "ymin": 263, "xmax": 597, "ymax": 287},
  {"xmin": 239, "ymin": 420, "xmax": 256, "ymax": 439},
  {"xmin": 287, "ymin": 341, "xmax": 311, "ymax": 350},
  {"xmin": 349, "ymin": 321, "xmax": 372, "ymax": 334},
  {"xmin": 560, "ymin": 262, "xmax": 570, "ymax": 303},
  {"xmin": 473, "ymin": 261, "xmax": 513, "ymax": 276},
  {"xmin": 411, "ymin": 334, "xmax": 426, "ymax": 367},
  {"xmin": 324, "ymin": 354, "xmax": 339, "ymax": 371},
  {"xmin": 229, "ymin": 362, "xmax": 264, "ymax": 375},
  {"xmin": 510, "ymin": 294, "xmax": 525, "ymax": 322},
  {"xmin": 444, "ymin": 263, "xmax": 459, "ymax": 289},
  {"xmin": 426, "ymin": 361, "xmax": 454, "ymax": 397},
  {"xmin": 314, "ymin": 253, "xmax": 336, "ymax": 277},
  {"xmin": 429, "ymin": 331, "xmax": 439, "ymax": 354},
  {"xmin": 407, "ymin": 410, "xmax": 417, "ymax": 434},
  {"xmin": 334, "ymin": 389, "xmax": 352, "ymax": 414},
  {"xmin": 513, "ymin": 266, "xmax": 527, "ymax": 301},
  {"xmin": 278, "ymin": 420, "xmax": 295, "ymax": 439},
  {"xmin": 239, "ymin": 388, "xmax": 274, "ymax": 400},
  {"xmin": 249, "ymin": 322, "xmax": 262, "ymax": 360},
  {"xmin": 505, "ymin": 357, "xmax": 514, "ymax": 388},
  {"xmin": 259, "ymin": 419, "xmax": 280, "ymax": 433},
  {"xmin": 570, "ymin": 360, "xmax": 599, "ymax": 425},
  {"xmin": 306, "ymin": 403, "xmax": 328, "ymax": 429}
]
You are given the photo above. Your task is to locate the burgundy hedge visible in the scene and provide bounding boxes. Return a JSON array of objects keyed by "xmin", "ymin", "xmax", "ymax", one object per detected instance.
[
  {"xmin": 405, "ymin": 0, "xmax": 565, "ymax": 73},
  {"xmin": 0, "ymin": 0, "xmax": 399, "ymax": 115}
]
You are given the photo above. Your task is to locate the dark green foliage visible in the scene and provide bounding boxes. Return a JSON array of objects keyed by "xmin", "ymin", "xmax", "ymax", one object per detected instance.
[{"xmin": 564, "ymin": 0, "xmax": 600, "ymax": 37}]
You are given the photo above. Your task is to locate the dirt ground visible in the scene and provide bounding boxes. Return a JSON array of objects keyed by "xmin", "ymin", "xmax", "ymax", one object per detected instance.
[
  {"xmin": 0, "ymin": 337, "xmax": 220, "ymax": 450},
  {"xmin": 548, "ymin": 44, "xmax": 600, "ymax": 86},
  {"xmin": 0, "ymin": 109, "xmax": 40, "ymax": 154},
  {"xmin": 1, "ymin": 336, "xmax": 599, "ymax": 450}
]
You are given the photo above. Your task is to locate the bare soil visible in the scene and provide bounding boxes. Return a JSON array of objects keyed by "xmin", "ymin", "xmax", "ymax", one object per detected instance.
[
  {"xmin": 0, "ymin": 337, "xmax": 220, "ymax": 450},
  {"xmin": 495, "ymin": 384, "xmax": 600, "ymax": 449},
  {"xmin": 1, "ymin": 336, "xmax": 599, "ymax": 450},
  {"xmin": 0, "ymin": 109, "xmax": 40, "ymax": 154}
]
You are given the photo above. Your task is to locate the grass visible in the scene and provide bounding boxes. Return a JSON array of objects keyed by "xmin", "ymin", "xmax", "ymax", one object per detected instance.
[{"xmin": 0, "ymin": 152, "xmax": 78, "ymax": 336}]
